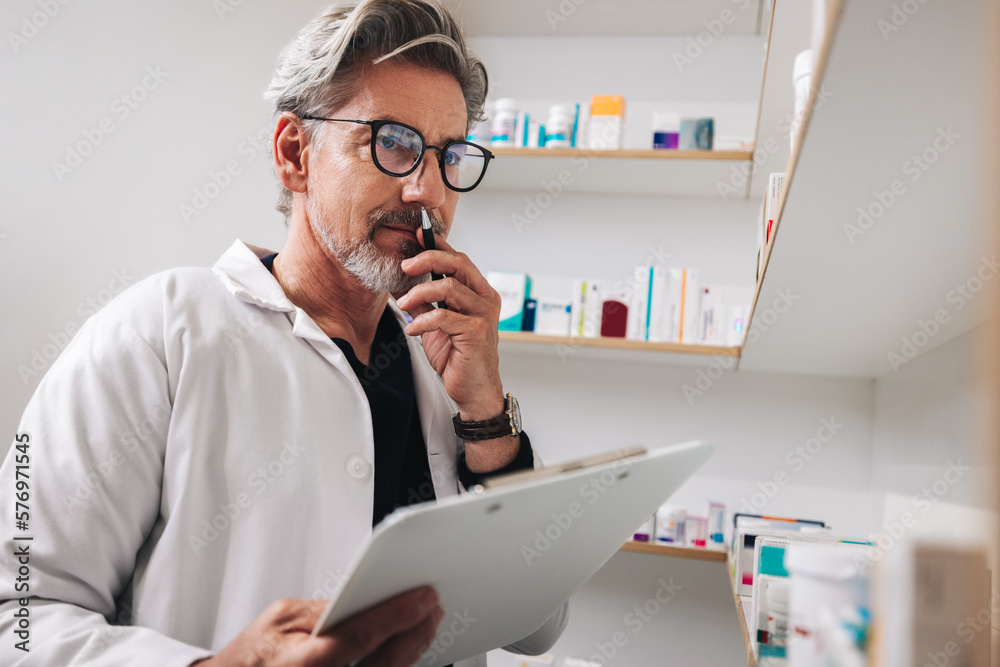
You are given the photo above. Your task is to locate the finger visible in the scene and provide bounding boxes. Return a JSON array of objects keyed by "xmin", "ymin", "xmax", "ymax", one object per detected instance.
[
  {"xmin": 354, "ymin": 606, "xmax": 444, "ymax": 667},
  {"xmin": 398, "ymin": 298, "xmax": 435, "ymax": 321},
  {"xmin": 395, "ymin": 277, "xmax": 491, "ymax": 316},
  {"xmin": 400, "ymin": 250, "xmax": 493, "ymax": 299},
  {"xmin": 263, "ymin": 598, "xmax": 329, "ymax": 633},
  {"xmin": 430, "ymin": 231, "xmax": 455, "ymax": 253},
  {"xmin": 404, "ymin": 307, "xmax": 495, "ymax": 340},
  {"xmin": 322, "ymin": 586, "xmax": 439, "ymax": 664},
  {"xmin": 208, "ymin": 599, "xmax": 332, "ymax": 667}
]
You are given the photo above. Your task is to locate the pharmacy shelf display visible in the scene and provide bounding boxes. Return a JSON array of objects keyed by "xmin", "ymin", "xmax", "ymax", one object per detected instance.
[
  {"xmin": 740, "ymin": 0, "xmax": 997, "ymax": 378},
  {"xmin": 483, "ymin": 147, "xmax": 755, "ymax": 198},
  {"xmin": 457, "ymin": 4, "xmax": 773, "ymax": 363}
]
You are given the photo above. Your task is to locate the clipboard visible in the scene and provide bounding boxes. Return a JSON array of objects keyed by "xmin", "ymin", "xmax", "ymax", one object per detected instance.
[{"xmin": 312, "ymin": 440, "xmax": 713, "ymax": 666}]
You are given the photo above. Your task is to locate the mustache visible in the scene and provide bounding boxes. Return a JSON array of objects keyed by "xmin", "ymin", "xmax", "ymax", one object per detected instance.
[{"xmin": 368, "ymin": 208, "xmax": 446, "ymax": 237}]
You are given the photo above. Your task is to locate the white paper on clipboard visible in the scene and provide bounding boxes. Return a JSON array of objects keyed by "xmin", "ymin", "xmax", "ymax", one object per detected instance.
[{"xmin": 312, "ymin": 440, "xmax": 713, "ymax": 666}]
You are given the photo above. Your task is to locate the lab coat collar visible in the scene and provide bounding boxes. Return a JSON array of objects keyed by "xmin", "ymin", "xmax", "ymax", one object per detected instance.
[
  {"xmin": 211, "ymin": 239, "xmax": 363, "ymax": 401},
  {"xmin": 212, "ymin": 239, "xmax": 347, "ymax": 353},
  {"xmin": 211, "ymin": 238, "xmax": 461, "ymax": 497},
  {"xmin": 211, "ymin": 239, "xmax": 296, "ymax": 312}
]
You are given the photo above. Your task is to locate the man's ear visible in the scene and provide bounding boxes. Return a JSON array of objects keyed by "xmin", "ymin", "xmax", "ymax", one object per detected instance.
[{"xmin": 273, "ymin": 113, "xmax": 310, "ymax": 195}]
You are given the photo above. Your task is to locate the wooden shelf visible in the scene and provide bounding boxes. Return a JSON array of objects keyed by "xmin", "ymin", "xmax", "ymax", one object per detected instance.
[
  {"xmin": 499, "ymin": 331, "xmax": 741, "ymax": 366},
  {"xmin": 500, "ymin": 331, "xmax": 740, "ymax": 356},
  {"xmin": 739, "ymin": 0, "xmax": 999, "ymax": 377},
  {"xmin": 744, "ymin": 0, "xmax": 807, "ymax": 201},
  {"xmin": 727, "ymin": 557, "xmax": 758, "ymax": 667},
  {"xmin": 620, "ymin": 540, "xmax": 727, "ymax": 562},
  {"xmin": 735, "ymin": 592, "xmax": 757, "ymax": 667},
  {"xmin": 481, "ymin": 146, "xmax": 755, "ymax": 198}
]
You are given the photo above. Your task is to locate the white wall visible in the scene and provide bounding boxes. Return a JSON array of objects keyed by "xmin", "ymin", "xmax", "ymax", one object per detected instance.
[
  {"xmin": 2, "ymin": 0, "xmax": 316, "ymax": 442},
  {"xmin": 871, "ymin": 321, "xmax": 995, "ymax": 511},
  {"xmin": 869, "ymin": 319, "xmax": 998, "ymax": 566}
]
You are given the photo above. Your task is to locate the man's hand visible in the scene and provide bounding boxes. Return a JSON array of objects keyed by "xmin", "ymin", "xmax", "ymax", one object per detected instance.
[
  {"xmin": 395, "ymin": 233, "xmax": 507, "ymax": 424},
  {"xmin": 192, "ymin": 586, "xmax": 443, "ymax": 667}
]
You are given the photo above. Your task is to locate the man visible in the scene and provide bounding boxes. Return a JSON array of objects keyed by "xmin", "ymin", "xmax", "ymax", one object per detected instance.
[{"xmin": 0, "ymin": 1, "xmax": 567, "ymax": 665}]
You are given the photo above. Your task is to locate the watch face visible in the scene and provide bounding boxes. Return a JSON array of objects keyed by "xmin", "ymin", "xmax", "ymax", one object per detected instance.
[{"xmin": 507, "ymin": 394, "xmax": 521, "ymax": 434}]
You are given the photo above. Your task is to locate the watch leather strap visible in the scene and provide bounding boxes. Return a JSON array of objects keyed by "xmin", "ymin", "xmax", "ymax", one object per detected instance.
[{"xmin": 452, "ymin": 393, "xmax": 520, "ymax": 441}]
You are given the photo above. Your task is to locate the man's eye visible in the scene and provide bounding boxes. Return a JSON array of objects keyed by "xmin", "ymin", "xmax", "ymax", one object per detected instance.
[
  {"xmin": 443, "ymin": 151, "xmax": 462, "ymax": 166},
  {"xmin": 378, "ymin": 135, "xmax": 398, "ymax": 150}
]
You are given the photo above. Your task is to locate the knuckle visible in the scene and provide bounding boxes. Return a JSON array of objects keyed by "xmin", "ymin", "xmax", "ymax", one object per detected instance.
[
  {"xmin": 485, "ymin": 285, "xmax": 502, "ymax": 308},
  {"xmin": 267, "ymin": 598, "xmax": 297, "ymax": 620}
]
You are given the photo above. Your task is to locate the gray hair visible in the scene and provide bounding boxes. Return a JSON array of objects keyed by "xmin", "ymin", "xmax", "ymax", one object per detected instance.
[{"xmin": 264, "ymin": 0, "xmax": 489, "ymax": 220}]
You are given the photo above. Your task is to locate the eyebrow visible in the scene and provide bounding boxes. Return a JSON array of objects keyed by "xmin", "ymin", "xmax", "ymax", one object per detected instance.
[{"xmin": 382, "ymin": 117, "xmax": 467, "ymax": 146}]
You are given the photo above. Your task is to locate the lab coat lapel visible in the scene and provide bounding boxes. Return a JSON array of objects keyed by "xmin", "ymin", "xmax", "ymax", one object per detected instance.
[
  {"xmin": 213, "ymin": 239, "xmax": 368, "ymax": 389},
  {"xmin": 286, "ymin": 308, "xmax": 369, "ymax": 385}
]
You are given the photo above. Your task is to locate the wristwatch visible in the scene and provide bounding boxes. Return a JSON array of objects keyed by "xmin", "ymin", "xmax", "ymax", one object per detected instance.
[{"xmin": 452, "ymin": 393, "xmax": 521, "ymax": 441}]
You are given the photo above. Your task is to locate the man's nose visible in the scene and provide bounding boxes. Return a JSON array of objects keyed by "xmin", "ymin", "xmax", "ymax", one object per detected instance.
[{"xmin": 400, "ymin": 150, "xmax": 448, "ymax": 210}]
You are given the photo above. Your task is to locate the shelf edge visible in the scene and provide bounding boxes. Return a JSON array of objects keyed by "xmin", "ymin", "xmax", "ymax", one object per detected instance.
[
  {"xmin": 489, "ymin": 147, "xmax": 754, "ymax": 161},
  {"xmin": 619, "ymin": 540, "xmax": 727, "ymax": 562},
  {"xmin": 738, "ymin": 0, "xmax": 847, "ymax": 374},
  {"xmin": 727, "ymin": 557, "xmax": 758, "ymax": 667},
  {"xmin": 499, "ymin": 331, "xmax": 741, "ymax": 357}
]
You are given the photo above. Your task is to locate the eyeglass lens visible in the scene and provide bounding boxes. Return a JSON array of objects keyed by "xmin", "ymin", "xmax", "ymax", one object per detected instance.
[{"xmin": 373, "ymin": 123, "xmax": 488, "ymax": 191}]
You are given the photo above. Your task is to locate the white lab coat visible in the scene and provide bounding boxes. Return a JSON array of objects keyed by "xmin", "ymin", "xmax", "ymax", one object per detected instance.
[{"xmin": 0, "ymin": 239, "xmax": 566, "ymax": 666}]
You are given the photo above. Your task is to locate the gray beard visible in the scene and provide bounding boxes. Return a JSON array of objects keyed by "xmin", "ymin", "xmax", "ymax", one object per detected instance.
[{"xmin": 307, "ymin": 197, "xmax": 427, "ymax": 296}]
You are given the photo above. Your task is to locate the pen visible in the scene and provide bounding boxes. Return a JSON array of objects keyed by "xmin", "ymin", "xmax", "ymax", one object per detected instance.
[{"xmin": 421, "ymin": 208, "xmax": 447, "ymax": 309}]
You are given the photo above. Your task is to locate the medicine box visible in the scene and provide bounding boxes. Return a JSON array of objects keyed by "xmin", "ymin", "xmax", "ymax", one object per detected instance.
[{"xmin": 487, "ymin": 271, "xmax": 532, "ymax": 331}]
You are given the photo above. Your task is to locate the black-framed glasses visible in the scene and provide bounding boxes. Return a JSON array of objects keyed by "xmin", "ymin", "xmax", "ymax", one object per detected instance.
[{"xmin": 299, "ymin": 116, "xmax": 494, "ymax": 192}]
